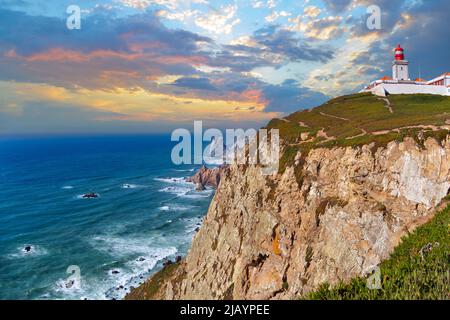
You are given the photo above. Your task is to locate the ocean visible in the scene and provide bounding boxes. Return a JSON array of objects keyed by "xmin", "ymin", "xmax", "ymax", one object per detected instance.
[{"xmin": 0, "ymin": 135, "xmax": 213, "ymax": 300}]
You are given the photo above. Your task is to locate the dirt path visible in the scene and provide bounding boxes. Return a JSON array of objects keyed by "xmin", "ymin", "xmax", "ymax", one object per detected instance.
[
  {"xmin": 319, "ymin": 112, "xmax": 350, "ymax": 121},
  {"xmin": 317, "ymin": 129, "xmax": 336, "ymax": 142},
  {"xmin": 298, "ymin": 121, "xmax": 309, "ymax": 127},
  {"xmin": 378, "ymin": 97, "xmax": 393, "ymax": 114},
  {"xmin": 345, "ymin": 128, "xmax": 368, "ymax": 140},
  {"xmin": 372, "ymin": 124, "xmax": 450, "ymax": 136}
]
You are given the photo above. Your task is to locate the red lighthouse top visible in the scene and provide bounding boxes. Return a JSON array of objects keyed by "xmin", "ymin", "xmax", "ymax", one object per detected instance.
[{"xmin": 394, "ymin": 44, "xmax": 405, "ymax": 61}]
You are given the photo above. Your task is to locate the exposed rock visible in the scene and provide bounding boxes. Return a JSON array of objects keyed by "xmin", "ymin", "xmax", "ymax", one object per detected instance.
[
  {"xmin": 187, "ymin": 165, "xmax": 228, "ymax": 189},
  {"xmin": 82, "ymin": 193, "xmax": 98, "ymax": 199},
  {"xmin": 196, "ymin": 183, "xmax": 206, "ymax": 191},
  {"xmin": 131, "ymin": 136, "xmax": 450, "ymax": 300}
]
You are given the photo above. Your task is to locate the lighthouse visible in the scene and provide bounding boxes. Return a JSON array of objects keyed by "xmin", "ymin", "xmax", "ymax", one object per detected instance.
[
  {"xmin": 362, "ymin": 44, "xmax": 450, "ymax": 96},
  {"xmin": 392, "ymin": 44, "xmax": 410, "ymax": 81}
]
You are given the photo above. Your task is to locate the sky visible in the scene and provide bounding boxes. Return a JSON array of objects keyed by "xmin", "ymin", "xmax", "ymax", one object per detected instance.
[{"xmin": 0, "ymin": 0, "xmax": 449, "ymax": 134}]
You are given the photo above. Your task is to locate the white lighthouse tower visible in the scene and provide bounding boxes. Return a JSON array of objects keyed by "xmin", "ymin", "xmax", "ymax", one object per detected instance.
[{"xmin": 392, "ymin": 44, "xmax": 410, "ymax": 81}]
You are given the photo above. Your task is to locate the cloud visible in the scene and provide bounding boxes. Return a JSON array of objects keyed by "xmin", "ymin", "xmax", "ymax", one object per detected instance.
[
  {"xmin": 265, "ymin": 11, "xmax": 291, "ymax": 23},
  {"xmin": 172, "ymin": 77, "xmax": 217, "ymax": 91},
  {"xmin": 304, "ymin": 6, "xmax": 322, "ymax": 18},
  {"xmin": 0, "ymin": 9, "xmax": 212, "ymax": 90},
  {"xmin": 322, "ymin": 0, "xmax": 353, "ymax": 13},
  {"xmin": 119, "ymin": 0, "xmax": 178, "ymax": 10},
  {"xmin": 251, "ymin": 26, "xmax": 334, "ymax": 62},
  {"xmin": 289, "ymin": 15, "xmax": 345, "ymax": 40},
  {"xmin": 194, "ymin": 4, "xmax": 240, "ymax": 35},
  {"xmin": 262, "ymin": 79, "xmax": 329, "ymax": 113}
]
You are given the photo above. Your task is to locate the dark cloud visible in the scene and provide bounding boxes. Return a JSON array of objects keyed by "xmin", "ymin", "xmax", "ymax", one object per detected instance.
[
  {"xmin": 173, "ymin": 77, "xmax": 217, "ymax": 91},
  {"xmin": 250, "ymin": 26, "xmax": 334, "ymax": 63},
  {"xmin": 262, "ymin": 79, "xmax": 329, "ymax": 113},
  {"xmin": 0, "ymin": 9, "xmax": 210, "ymax": 89}
]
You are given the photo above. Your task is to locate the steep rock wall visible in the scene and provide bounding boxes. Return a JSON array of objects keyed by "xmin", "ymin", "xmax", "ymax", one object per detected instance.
[{"xmin": 142, "ymin": 136, "xmax": 450, "ymax": 300}]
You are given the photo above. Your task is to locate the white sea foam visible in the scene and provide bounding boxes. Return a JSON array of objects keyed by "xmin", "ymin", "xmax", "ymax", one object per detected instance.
[
  {"xmin": 7, "ymin": 244, "xmax": 49, "ymax": 259},
  {"xmin": 53, "ymin": 236, "xmax": 180, "ymax": 300},
  {"xmin": 158, "ymin": 204, "xmax": 194, "ymax": 212},
  {"xmin": 121, "ymin": 183, "xmax": 146, "ymax": 189},
  {"xmin": 180, "ymin": 188, "xmax": 214, "ymax": 199},
  {"xmin": 62, "ymin": 185, "xmax": 74, "ymax": 189},
  {"xmin": 154, "ymin": 177, "xmax": 190, "ymax": 184},
  {"xmin": 158, "ymin": 186, "xmax": 192, "ymax": 197},
  {"xmin": 173, "ymin": 168, "xmax": 195, "ymax": 172},
  {"xmin": 182, "ymin": 217, "xmax": 204, "ymax": 234}
]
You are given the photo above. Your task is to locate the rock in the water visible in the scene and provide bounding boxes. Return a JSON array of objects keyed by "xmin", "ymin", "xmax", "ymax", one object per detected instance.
[
  {"xmin": 82, "ymin": 193, "xmax": 98, "ymax": 199},
  {"xmin": 187, "ymin": 165, "xmax": 228, "ymax": 189},
  {"xmin": 163, "ymin": 259, "xmax": 173, "ymax": 267},
  {"xmin": 196, "ymin": 183, "xmax": 206, "ymax": 191}
]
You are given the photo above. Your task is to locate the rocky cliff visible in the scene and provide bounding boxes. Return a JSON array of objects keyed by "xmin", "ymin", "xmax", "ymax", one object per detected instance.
[{"xmin": 129, "ymin": 135, "xmax": 450, "ymax": 300}]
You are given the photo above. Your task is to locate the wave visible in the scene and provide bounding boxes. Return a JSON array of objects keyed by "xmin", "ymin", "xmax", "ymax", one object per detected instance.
[
  {"xmin": 86, "ymin": 235, "xmax": 177, "ymax": 300},
  {"xmin": 62, "ymin": 186, "xmax": 74, "ymax": 189},
  {"xmin": 158, "ymin": 186, "xmax": 192, "ymax": 197},
  {"xmin": 154, "ymin": 177, "xmax": 191, "ymax": 185},
  {"xmin": 173, "ymin": 168, "xmax": 195, "ymax": 172},
  {"xmin": 180, "ymin": 188, "xmax": 214, "ymax": 199},
  {"xmin": 158, "ymin": 204, "xmax": 195, "ymax": 212},
  {"xmin": 121, "ymin": 183, "xmax": 146, "ymax": 189},
  {"xmin": 182, "ymin": 217, "xmax": 204, "ymax": 234}
]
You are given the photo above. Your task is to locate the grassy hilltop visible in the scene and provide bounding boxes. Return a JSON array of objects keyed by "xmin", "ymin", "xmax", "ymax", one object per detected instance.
[{"xmin": 266, "ymin": 93, "xmax": 450, "ymax": 172}]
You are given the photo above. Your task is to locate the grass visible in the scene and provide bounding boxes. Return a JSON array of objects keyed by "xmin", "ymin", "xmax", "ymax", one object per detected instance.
[
  {"xmin": 267, "ymin": 93, "xmax": 450, "ymax": 172},
  {"xmin": 303, "ymin": 205, "xmax": 450, "ymax": 300}
]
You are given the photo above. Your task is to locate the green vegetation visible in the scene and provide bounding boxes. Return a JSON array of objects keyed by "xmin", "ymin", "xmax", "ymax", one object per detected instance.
[
  {"xmin": 125, "ymin": 262, "xmax": 182, "ymax": 300},
  {"xmin": 266, "ymin": 93, "xmax": 450, "ymax": 172},
  {"xmin": 304, "ymin": 206, "xmax": 450, "ymax": 300}
]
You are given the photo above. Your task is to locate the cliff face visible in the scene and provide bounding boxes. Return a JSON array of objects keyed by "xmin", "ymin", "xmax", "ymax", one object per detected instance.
[{"xmin": 140, "ymin": 136, "xmax": 450, "ymax": 300}]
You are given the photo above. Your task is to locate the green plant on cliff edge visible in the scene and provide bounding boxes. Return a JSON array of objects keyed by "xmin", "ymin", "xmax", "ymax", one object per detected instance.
[{"xmin": 304, "ymin": 205, "xmax": 450, "ymax": 300}]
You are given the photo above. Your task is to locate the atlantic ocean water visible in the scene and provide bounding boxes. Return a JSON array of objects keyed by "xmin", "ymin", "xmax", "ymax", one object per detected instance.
[{"xmin": 0, "ymin": 135, "xmax": 213, "ymax": 299}]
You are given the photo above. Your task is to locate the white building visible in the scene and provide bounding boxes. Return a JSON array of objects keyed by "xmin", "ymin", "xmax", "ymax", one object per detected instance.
[{"xmin": 362, "ymin": 45, "xmax": 450, "ymax": 97}]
